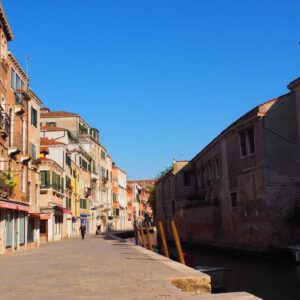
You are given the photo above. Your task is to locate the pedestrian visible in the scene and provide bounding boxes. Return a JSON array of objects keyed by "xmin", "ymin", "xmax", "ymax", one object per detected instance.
[
  {"xmin": 80, "ymin": 224, "xmax": 86, "ymax": 240},
  {"xmin": 96, "ymin": 224, "xmax": 101, "ymax": 237}
]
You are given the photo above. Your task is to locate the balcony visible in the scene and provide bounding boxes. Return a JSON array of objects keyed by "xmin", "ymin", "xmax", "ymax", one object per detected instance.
[
  {"xmin": 15, "ymin": 87, "xmax": 30, "ymax": 101},
  {"xmin": 91, "ymin": 172, "xmax": 98, "ymax": 181},
  {"xmin": 68, "ymin": 128, "xmax": 100, "ymax": 144},
  {"xmin": 0, "ymin": 112, "xmax": 10, "ymax": 138},
  {"xmin": 8, "ymin": 133, "xmax": 22, "ymax": 156},
  {"xmin": 101, "ymin": 176, "xmax": 108, "ymax": 185},
  {"xmin": 21, "ymin": 142, "xmax": 37, "ymax": 163},
  {"xmin": 84, "ymin": 187, "xmax": 91, "ymax": 198},
  {"xmin": 14, "ymin": 93, "xmax": 26, "ymax": 115}
]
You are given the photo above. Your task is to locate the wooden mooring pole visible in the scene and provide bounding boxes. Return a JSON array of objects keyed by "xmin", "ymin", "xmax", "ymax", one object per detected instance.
[
  {"xmin": 133, "ymin": 220, "xmax": 139, "ymax": 245},
  {"xmin": 170, "ymin": 220, "xmax": 185, "ymax": 265},
  {"xmin": 140, "ymin": 224, "xmax": 147, "ymax": 249},
  {"xmin": 158, "ymin": 221, "xmax": 169, "ymax": 258},
  {"xmin": 145, "ymin": 223, "xmax": 153, "ymax": 251}
]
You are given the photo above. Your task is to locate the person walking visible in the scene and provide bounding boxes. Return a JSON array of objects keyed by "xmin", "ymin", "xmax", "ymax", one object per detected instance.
[
  {"xmin": 80, "ymin": 224, "xmax": 86, "ymax": 240},
  {"xmin": 96, "ymin": 225, "xmax": 101, "ymax": 237}
]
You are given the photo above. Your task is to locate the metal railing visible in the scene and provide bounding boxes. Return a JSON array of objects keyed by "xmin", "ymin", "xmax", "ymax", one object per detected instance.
[
  {"xmin": 0, "ymin": 112, "xmax": 10, "ymax": 135},
  {"xmin": 68, "ymin": 130, "xmax": 100, "ymax": 144}
]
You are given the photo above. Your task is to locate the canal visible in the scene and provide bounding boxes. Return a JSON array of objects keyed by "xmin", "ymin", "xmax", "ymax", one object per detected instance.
[{"xmin": 127, "ymin": 234, "xmax": 300, "ymax": 300}]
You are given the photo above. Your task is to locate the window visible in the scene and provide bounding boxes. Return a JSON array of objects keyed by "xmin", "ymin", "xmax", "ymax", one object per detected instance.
[
  {"xmin": 46, "ymin": 122, "xmax": 56, "ymax": 127},
  {"xmin": 31, "ymin": 107, "xmax": 37, "ymax": 127},
  {"xmin": 79, "ymin": 123, "xmax": 88, "ymax": 134},
  {"xmin": 40, "ymin": 171, "xmax": 50, "ymax": 188},
  {"xmin": 66, "ymin": 198, "xmax": 72, "ymax": 210},
  {"xmin": 52, "ymin": 172, "xmax": 61, "ymax": 191},
  {"xmin": 31, "ymin": 144, "xmax": 37, "ymax": 159},
  {"xmin": 65, "ymin": 153, "xmax": 71, "ymax": 167},
  {"xmin": 16, "ymin": 74, "xmax": 21, "ymax": 89},
  {"xmin": 80, "ymin": 157, "xmax": 88, "ymax": 171},
  {"xmin": 201, "ymin": 167, "xmax": 206, "ymax": 188},
  {"xmin": 10, "ymin": 68, "xmax": 15, "ymax": 89},
  {"xmin": 240, "ymin": 131, "xmax": 247, "ymax": 156},
  {"xmin": 35, "ymin": 184, "xmax": 38, "ymax": 206},
  {"xmin": 197, "ymin": 169, "xmax": 201, "ymax": 189},
  {"xmin": 215, "ymin": 157, "xmax": 220, "ymax": 178},
  {"xmin": 231, "ymin": 192, "xmax": 237, "ymax": 208},
  {"xmin": 66, "ymin": 176, "xmax": 71, "ymax": 189},
  {"xmin": 10, "ymin": 68, "xmax": 23, "ymax": 91},
  {"xmin": 20, "ymin": 167, "xmax": 26, "ymax": 193},
  {"xmin": 183, "ymin": 172, "xmax": 192, "ymax": 186},
  {"xmin": 80, "ymin": 199, "xmax": 87, "ymax": 209},
  {"xmin": 113, "ymin": 193, "xmax": 118, "ymax": 202},
  {"xmin": 208, "ymin": 162, "xmax": 213, "ymax": 180},
  {"xmin": 239, "ymin": 127, "xmax": 255, "ymax": 157},
  {"xmin": 248, "ymin": 128, "xmax": 255, "ymax": 154},
  {"xmin": 101, "ymin": 150, "xmax": 106, "ymax": 160}
]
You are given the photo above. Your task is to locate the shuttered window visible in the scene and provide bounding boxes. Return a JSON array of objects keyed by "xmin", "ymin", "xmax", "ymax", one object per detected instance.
[
  {"xmin": 31, "ymin": 107, "xmax": 37, "ymax": 127},
  {"xmin": 40, "ymin": 171, "xmax": 50, "ymax": 188}
]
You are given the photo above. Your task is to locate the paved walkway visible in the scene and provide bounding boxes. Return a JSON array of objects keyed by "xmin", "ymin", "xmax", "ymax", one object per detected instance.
[{"xmin": 0, "ymin": 235, "xmax": 259, "ymax": 300}]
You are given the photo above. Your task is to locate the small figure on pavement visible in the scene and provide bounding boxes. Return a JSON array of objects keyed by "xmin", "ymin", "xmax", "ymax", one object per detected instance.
[
  {"xmin": 80, "ymin": 224, "xmax": 86, "ymax": 240},
  {"xmin": 96, "ymin": 225, "xmax": 101, "ymax": 237}
]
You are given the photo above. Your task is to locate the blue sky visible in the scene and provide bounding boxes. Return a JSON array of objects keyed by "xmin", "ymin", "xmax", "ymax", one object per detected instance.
[{"xmin": 4, "ymin": 0, "xmax": 300, "ymax": 179}]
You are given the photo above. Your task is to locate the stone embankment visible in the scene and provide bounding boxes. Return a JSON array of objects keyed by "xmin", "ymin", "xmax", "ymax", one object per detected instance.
[{"xmin": 0, "ymin": 234, "xmax": 261, "ymax": 299}]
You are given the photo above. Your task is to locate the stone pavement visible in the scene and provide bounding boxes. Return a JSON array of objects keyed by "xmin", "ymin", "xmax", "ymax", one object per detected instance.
[{"xmin": 0, "ymin": 235, "xmax": 260, "ymax": 300}]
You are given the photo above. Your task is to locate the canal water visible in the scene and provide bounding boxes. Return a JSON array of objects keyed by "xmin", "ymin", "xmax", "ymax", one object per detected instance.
[{"xmin": 127, "ymin": 235, "xmax": 300, "ymax": 300}]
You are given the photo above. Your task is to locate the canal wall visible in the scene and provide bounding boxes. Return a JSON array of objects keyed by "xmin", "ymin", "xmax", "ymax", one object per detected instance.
[{"xmin": 109, "ymin": 232, "xmax": 262, "ymax": 299}]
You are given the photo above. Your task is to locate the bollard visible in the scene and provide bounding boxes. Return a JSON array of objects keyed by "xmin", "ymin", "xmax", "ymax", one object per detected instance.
[
  {"xmin": 170, "ymin": 220, "xmax": 185, "ymax": 265},
  {"xmin": 158, "ymin": 221, "xmax": 169, "ymax": 258},
  {"xmin": 133, "ymin": 221, "xmax": 139, "ymax": 245},
  {"xmin": 145, "ymin": 223, "xmax": 153, "ymax": 251},
  {"xmin": 139, "ymin": 224, "xmax": 147, "ymax": 249}
]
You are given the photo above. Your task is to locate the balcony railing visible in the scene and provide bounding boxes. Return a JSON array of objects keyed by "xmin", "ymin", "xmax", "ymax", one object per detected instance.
[
  {"xmin": 15, "ymin": 93, "xmax": 26, "ymax": 115},
  {"xmin": 101, "ymin": 176, "xmax": 109, "ymax": 184},
  {"xmin": 15, "ymin": 87, "xmax": 30, "ymax": 101},
  {"xmin": 68, "ymin": 130, "xmax": 100, "ymax": 144},
  {"xmin": 0, "ymin": 112, "xmax": 10, "ymax": 138}
]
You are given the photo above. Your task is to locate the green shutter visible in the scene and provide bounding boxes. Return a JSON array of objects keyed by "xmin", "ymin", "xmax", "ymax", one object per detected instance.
[{"xmin": 41, "ymin": 171, "xmax": 46, "ymax": 187}]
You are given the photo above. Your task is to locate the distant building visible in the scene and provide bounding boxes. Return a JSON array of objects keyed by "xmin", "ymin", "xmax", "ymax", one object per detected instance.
[
  {"xmin": 156, "ymin": 77, "xmax": 300, "ymax": 252},
  {"xmin": 128, "ymin": 180, "xmax": 155, "ymax": 224},
  {"xmin": 40, "ymin": 108, "xmax": 113, "ymax": 234}
]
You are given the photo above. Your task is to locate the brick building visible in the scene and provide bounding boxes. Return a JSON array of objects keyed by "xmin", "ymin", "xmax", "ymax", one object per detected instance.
[{"xmin": 156, "ymin": 77, "xmax": 300, "ymax": 252}]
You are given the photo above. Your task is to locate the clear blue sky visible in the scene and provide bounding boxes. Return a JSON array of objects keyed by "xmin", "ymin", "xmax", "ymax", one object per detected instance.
[{"xmin": 4, "ymin": 0, "xmax": 300, "ymax": 179}]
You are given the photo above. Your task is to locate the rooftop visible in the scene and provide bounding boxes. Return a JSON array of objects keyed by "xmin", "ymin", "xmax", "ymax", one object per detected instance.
[
  {"xmin": 40, "ymin": 137, "xmax": 65, "ymax": 146},
  {"xmin": 0, "ymin": 3, "xmax": 13, "ymax": 41},
  {"xmin": 40, "ymin": 125, "xmax": 68, "ymax": 132},
  {"xmin": 41, "ymin": 111, "xmax": 79, "ymax": 118}
]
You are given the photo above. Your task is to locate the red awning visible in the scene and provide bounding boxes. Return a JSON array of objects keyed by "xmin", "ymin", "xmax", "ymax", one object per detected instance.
[
  {"xmin": 62, "ymin": 208, "xmax": 72, "ymax": 214},
  {"xmin": 29, "ymin": 213, "xmax": 41, "ymax": 218},
  {"xmin": 0, "ymin": 201, "xmax": 30, "ymax": 212},
  {"xmin": 17, "ymin": 204, "xmax": 30, "ymax": 212},
  {"xmin": 40, "ymin": 213, "xmax": 51, "ymax": 220},
  {"xmin": 54, "ymin": 206, "xmax": 72, "ymax": 215},
  {"xmin": 0, "ymin": 201, "xmax": 17, "ymax": 210}
]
